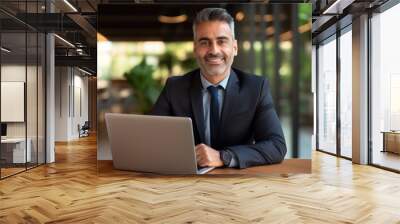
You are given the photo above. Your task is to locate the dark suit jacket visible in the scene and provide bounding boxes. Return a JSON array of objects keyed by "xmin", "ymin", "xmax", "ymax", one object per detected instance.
[{"xmin": 150, "ymin": 68, "xmax": 287, "ymax": 169}]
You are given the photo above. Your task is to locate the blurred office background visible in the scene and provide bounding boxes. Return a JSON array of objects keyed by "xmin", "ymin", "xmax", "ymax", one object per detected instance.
[
  {"xmin": 1, "ymin": 0, "xmax": 398, "ymax": 177},
  {"xmin": 97, "ymin": 3, "xmax": 313, "ymax": 161}
]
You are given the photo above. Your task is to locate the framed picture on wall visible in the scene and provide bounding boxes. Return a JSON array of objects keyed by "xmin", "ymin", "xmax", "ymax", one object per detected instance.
[{"xmin": 1, "ymin": 81, "xmax": 25, "ymax": 122}]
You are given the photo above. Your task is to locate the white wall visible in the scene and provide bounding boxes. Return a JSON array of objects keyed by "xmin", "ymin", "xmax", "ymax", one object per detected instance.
[
  {"xmin": 55, "ymin": 67, "xmax": 89, "ymax": 141},
  {"xmin": 73, "ymin": 73, "xmax": 89, "ymax": 137},
  {"xmin": 1, "ymin": 65, "xmax": 34, "ymax": 138},
  {"xmin": 55, "ymin": 66, "xmax": 69, "ymax": 141}
]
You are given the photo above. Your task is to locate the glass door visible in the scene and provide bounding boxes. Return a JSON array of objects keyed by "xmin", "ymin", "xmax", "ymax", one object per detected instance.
[
  {"xmin": 0, "ymin": 0, "xmax": 46, "ymax": 179},
  {"xmin": 1, "ymin": 9, "xmax": 28, "ymax": 177}
]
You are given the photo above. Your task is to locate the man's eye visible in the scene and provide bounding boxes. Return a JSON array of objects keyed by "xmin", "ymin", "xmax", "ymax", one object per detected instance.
[
  {"xmin": 199, "ymin": 41, "xmax": 208, "ymax": 46},
  {"xmin": 218, "ymin": 40, "xmax": 228, "ymax": 45}
]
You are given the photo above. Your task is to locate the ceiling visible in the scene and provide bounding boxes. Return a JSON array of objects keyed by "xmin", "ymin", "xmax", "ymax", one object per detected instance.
[{"xmin": 311, "ymin": 0, "xmax": 390, "ymax": 44}]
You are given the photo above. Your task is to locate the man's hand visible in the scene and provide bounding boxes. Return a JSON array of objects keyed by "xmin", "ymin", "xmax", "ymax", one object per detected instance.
[{"xmin": 195, "ymin": 144, "xmax": 224, "ymax": 167}]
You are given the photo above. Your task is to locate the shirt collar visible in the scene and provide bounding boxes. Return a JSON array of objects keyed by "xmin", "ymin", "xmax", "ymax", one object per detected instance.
[{"xmin": 200, "ymin": 70, "xmax": 230, "ymax": 90}]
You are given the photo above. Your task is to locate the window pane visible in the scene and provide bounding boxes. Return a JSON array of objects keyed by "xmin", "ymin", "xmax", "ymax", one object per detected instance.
[
  {"xmin": 318, "ymin": 37, "xmax": 337, "ymax": 154},
  {"xmin": 340, "ymin": 29, "xmax": 352, "ymax": 158},
  {"xmin": 27, "ymin": 30, "xmax": 38, "ymax": 169},
  {"xmin": 371, "ymin": 3, "xmax": 400, "ymax": 171},
  {"xmin": 38, "ymin": 32, "xmax": 45, "ymax": 165}
]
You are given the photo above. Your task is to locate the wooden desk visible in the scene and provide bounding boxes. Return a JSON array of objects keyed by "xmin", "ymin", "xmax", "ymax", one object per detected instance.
[
  {"xmin": 209, "ymin": 159, "xmax": 311, "ymax": 175},
  {"xmin": 98, "ymin": 159, "xmax": 311, "ymax": 175}
]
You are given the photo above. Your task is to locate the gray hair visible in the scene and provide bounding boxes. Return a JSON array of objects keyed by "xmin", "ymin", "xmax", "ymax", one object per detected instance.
[{"xmin": 193, "ymin": 8, "xmax": 235, "ymax": 39}]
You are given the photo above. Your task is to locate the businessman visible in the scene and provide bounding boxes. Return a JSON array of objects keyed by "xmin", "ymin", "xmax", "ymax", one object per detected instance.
[{"xmin": 151, "ymin": 8, "xmax": 286, "ymax": 169}]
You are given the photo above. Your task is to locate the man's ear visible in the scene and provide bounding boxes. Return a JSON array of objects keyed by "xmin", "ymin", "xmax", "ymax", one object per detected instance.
[{"xmin": 234, "ymin": 39, "xmax": 238, "ymax": 56}]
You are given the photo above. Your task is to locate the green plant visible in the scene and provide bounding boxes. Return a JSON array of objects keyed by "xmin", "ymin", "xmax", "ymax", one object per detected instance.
[
  {"xmin": 124, "ymin": 58, "xmax": 162, "ymax": 114},
  {"xmin": 180, "ymin": 52, "xmax": 198, "ymax": 72},
  {"xmin": 159, "ymin": 50, "xmax": 178, "ymax": 76}
]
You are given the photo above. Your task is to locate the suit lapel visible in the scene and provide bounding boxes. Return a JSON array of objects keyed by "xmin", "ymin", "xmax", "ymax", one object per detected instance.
[
  {"xmin": 190, "ymin": 70, "xmax": 206, "ymax": 143},
  {"xmin": 218, "ymin": 70, "xmax": 240, "ymax": 145}
]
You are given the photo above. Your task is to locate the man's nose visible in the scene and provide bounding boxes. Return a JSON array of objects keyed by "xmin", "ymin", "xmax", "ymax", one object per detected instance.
[{"xmin": 208, "ymin": 41, "xmax": 219, "ymax": 54}]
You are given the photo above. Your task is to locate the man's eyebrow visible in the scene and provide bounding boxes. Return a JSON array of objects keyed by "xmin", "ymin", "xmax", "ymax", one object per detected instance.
[
  {"xmin": 197, "ymin": 36, "xmax": 230, "ymax": 42},
  {"xmin": 217, "ymin": 36, "xmax": 229, "ymax": 40},
  {"xmin": 197, "ymin": 37, "xmax": 210, "ymax": 42}
]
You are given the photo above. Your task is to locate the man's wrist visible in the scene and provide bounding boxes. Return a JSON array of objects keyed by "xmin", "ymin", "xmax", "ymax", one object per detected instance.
[{"xmin": 220, "ymin": 150, "xmax": 233, "ymax": 167}]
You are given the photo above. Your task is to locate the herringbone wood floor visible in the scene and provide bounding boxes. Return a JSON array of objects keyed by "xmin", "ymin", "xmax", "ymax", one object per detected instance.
[{"xmin": 1, "ymin": 135, "xmax": 400, "ymax": 223}]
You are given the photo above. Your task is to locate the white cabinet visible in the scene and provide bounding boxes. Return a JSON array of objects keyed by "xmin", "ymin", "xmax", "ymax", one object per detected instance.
[{"xmin": 1, "ymin": 138, "xmax": 32, "ymax": 163}]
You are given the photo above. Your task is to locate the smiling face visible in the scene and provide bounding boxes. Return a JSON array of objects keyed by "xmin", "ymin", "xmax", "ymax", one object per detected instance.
[{"xmin": 193, "ymin": 21, "xmax": 238, "ymax": 82}]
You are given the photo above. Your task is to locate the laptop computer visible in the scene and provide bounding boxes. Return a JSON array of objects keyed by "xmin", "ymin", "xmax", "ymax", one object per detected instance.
[{"xmin": 105, "ymin": 113, "xmax": 215, "ymax": 175}]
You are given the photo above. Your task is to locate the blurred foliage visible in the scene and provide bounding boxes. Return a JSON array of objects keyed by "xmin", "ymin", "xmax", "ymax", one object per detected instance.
[
  {"xmin": 159, "ymin": 50, "xmax": 178, "ymax": 76},
  {"xmin": 180, "ymin": 52, "xmax": 198, "ymax": 72},
  {"xmin": 300, "ymin": 34, "xmax": 312, "ymax": 124},
  {"xmin": 299, "ymin": 3, "xmax": 312, "ymax": 25},
  {"xmin": 124, "ymin": 58, "xmax": 162, "ymax": 114},
  {"xmin": 159, "ymin": 50, "xmax": 197, "ymax": 76}
]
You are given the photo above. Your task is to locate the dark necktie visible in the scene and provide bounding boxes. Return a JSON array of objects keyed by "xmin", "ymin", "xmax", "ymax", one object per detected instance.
[{"xmin": 207, "ymin": 86, "xmax": 220, "ymax": 148}]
